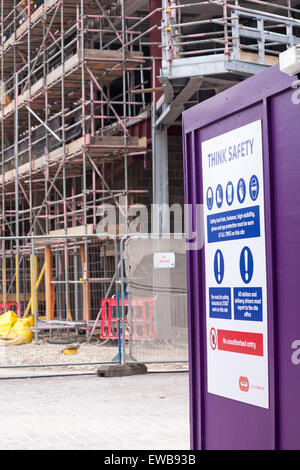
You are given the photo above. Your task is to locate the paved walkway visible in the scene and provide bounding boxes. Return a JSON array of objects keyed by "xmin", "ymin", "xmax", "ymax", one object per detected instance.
[{"xmin": 0, "ymin": 372, "xmax": 189, "ymax": 450}]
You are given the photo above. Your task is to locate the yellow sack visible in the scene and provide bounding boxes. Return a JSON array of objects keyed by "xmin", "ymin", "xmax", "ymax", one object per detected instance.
[
  {"xmin": 6, "ymin": 316, "xmax": 34, "ymax": 345},
  {"xmin": 0, "ymin": 311, "xmax": 18, "ymax": 339}
]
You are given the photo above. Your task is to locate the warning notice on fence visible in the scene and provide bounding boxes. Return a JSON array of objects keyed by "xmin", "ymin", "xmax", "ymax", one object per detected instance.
[{"xmin": 202, "ymin": 120, "xmax": 269, "ymax": 409}]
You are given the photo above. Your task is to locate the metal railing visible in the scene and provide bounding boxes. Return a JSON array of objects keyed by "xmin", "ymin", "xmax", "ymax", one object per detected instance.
[{"xmin": 162, "ymin": 0, "xmax": 300, "ymax": 73}]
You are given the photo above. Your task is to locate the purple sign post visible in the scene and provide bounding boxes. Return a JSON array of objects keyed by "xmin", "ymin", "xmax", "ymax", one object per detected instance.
[{"xmin": 183, "ymin": 65, "xmax": 300, "ymax": 450}]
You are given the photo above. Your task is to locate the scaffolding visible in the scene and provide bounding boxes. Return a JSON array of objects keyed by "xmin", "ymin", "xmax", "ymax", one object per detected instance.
[
  {"xmin": 0, "ymin": 0, "xmax": 157, "ymax": 340},
  {"xmin": 0, "ymin": 0, "xmax": 300, "ymax": 367}
]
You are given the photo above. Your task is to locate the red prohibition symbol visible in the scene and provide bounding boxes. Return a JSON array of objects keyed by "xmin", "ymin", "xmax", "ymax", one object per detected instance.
[{"xmin": 210, "ymin": 328, "xmax": 217, "ymax": 350}]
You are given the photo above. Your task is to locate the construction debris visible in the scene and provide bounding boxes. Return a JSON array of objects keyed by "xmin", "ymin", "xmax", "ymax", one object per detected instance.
[
  {"xmin": 0, "ymin": 311, "xmax": 34, "ymax": 345},
  {"xmin": 62, "ymin": 343, "xmax": 81, "ymax": 355}
]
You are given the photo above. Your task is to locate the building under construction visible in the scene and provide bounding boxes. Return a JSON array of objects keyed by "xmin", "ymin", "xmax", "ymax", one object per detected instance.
[{"xmin": 0, "ymin": 0, "xmax": 300, "ymax": 368}]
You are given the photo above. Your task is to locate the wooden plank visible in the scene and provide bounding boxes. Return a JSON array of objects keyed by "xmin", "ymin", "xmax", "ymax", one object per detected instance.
[
  {"xmin": 100, "ymin": 247, "xmax": 116, "ymax": 257},
  {"xmin": 1, "ymin": 0, "xmax": 86, "ymax": 53},
  {"xmin": 66, "ymin": 135, "xmax": 91, "ymax": 154},
  {"xmin": 239, "ymin": 51, "xmax": 278, "ymax": 66},
  {"xmin": 0, "ymin": 132, "xmax": 148, "ymax": 183},
  {"xmin": 1, "ymin": 49, "xmax": 144, "ymax": 119},
  {"xmin": 0, "ymin": 293, "xmax": 46, "ymax": 302},
  {"xmin": 49, "ymin": 225, "xmax": 94, "ymax": 237}
]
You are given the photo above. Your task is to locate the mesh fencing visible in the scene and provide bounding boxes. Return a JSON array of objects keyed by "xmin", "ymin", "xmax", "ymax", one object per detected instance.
[
  {"xmin": 122, "ymin": 235, "xmax": 188, "ymax": 367},
  {"xmin": 0, "ymin": 238, "xmax": 121, "ymax": 374},
  {"xmin": 0, "ymin": 235, "xmax": 189, "ymax": 375}
]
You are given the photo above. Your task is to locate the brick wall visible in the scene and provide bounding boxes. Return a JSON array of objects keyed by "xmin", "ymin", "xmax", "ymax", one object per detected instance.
[{"xmin": 168, "ymin": 133, "xmax": 184, "ymax": 208}]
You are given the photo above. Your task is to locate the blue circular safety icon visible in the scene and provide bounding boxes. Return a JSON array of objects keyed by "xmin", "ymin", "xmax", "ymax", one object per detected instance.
[
  {"xmin": 237, "ymin": 178, "xmax": 246, "ymax": 204},
  {"xmin": 249, "ymin": 175, "xmax": 259, "ymax": 201},
  {"xmin": 240, "ymin": 247, "xmax": 254, "ymax": 284},
  {"xmin": 226, "ymin": 181, "xmax": 234, "ymax": 206},
  {"xmin": 216, "ymin": 184, "xmax": 223, "ymax": 209},
  {"xmin": 206, "ymin": 187, "xmax": 214, "ymax": 211},
  {"xmin": 214, "ymin": 249, "xmax": 224, "ymax": 285}
]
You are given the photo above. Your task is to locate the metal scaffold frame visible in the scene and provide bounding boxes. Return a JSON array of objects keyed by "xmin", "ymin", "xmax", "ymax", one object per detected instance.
[{"xmin": 0, "ymin": 0, "xmax": 162, "ymax": 340}]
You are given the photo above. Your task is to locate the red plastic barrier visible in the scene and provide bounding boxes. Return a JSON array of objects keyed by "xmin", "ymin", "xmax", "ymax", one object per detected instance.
[
  {"xmin": 100, "ymin": 298, "xmax": 128, "ymax": 341},
  {"xmin": 100, "ymin": 298, "xmax": 156, "ymax": 341},
  {"xmin": 130, "ymin": 298, "xmax": 156, "ymax": 341},
  {"xmin": 0, "ymin": 302, "xmax": 19, "ymax": 315}
]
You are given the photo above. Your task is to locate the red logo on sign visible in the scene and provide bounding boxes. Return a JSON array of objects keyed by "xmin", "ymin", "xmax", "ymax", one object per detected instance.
[
  {"xmin": 239, "ymin": 376, "xmax": 250, "ymax": 392},
  {"xmin": 210, "ymin": 328, "xmax": 217, "ymax": 350}
]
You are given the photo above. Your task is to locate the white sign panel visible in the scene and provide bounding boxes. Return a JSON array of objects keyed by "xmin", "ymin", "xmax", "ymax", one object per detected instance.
[
  {"xmin": 202, "ymin": 120, "xmax": 269, "ymax": 408},
  {"xmin": 153, "ymin": 252, "xmax": 175, "ymax": 269}
]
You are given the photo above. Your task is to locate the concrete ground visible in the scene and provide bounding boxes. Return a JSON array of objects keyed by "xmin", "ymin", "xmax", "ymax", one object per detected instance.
[{"xmin": 0, "ymin": 372, "xmax": 190, "ymax": 450}]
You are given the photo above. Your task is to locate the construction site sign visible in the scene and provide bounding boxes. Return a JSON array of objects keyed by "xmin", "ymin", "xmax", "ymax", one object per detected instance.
[{"xmin": 202, "ymin": 120, "xmax": 269, "ymax": 409}]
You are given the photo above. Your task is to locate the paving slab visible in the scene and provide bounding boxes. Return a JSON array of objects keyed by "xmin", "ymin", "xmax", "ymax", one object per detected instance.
[{"xmin": 0, "ymin": 373, "xmax": 189, "ymax": 450}]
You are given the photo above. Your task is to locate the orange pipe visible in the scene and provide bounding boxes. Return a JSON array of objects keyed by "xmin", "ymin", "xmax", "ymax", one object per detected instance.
[
  {"xmin": 80, "ymin": 246, "xmax": 91, "ymax": 321},
  {"xmin": 45, "ymin": 246, "xmax": 55, "ymax": 320}
]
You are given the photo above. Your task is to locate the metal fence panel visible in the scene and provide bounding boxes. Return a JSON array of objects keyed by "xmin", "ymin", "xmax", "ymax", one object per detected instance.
[
  {"xmin": 121, "ymin": 234, "xmax": 188, "ymax": 368},
  {"xmin": 0, "ymin": 233, "xmax": 189, "ymax": 376},
  {"xmin": 0, "ymin": 236, "xmax": 121, "ymax": 375}
]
